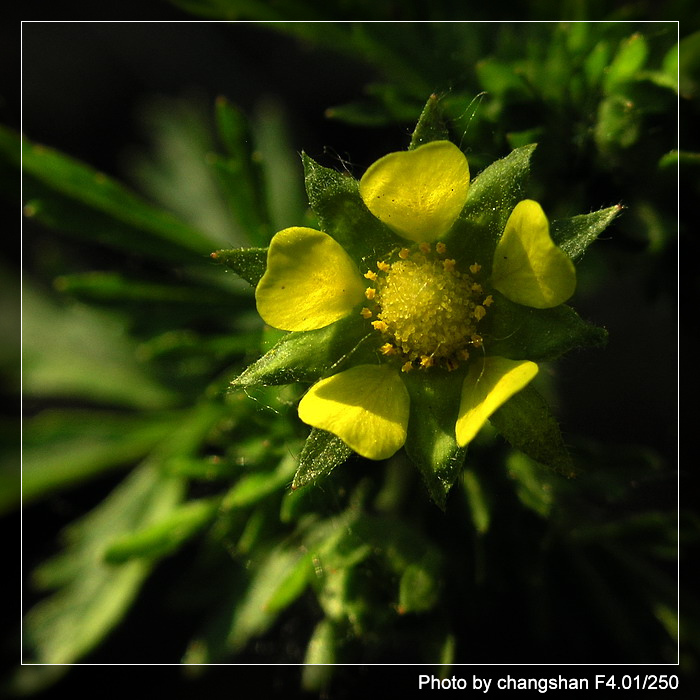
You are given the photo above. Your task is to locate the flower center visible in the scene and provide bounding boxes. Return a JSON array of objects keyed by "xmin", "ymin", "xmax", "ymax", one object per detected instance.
[{"xmin": 360, "ymin": 243, "xmax": 493, "ymax": 371}]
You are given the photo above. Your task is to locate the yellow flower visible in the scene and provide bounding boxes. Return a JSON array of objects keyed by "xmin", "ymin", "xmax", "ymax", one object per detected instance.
[{"xmin": 255, "ymin": 141, "xmax": 576, "ymax": 461}]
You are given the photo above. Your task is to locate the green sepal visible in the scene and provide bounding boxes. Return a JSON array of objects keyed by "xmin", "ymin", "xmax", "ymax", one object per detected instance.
[
  {"xmin": 301, "ymin": 152, "xmax": 402, "ymax": 264},
  {"xmin": 450, "ymin": 144, "xmax": 537, "ymax": 272},
  {"xmin": 409, "ymin": 94, "xmax": 450, "ymax": 150},
  {"xmin": 486, "ymin": 293, "xmax": 608, "ymax": 361},
  {"xmin": 231, "ymin": 312, "xmax": 374, "ymax": 388},
  {"xmin": 402, "ymin": 369, "xmax": 467, "ymax": 510},
  {"xmin": 210, "ymin": 247, "xmax": 268, "ymax": 286},
  {"xmin": 551, "ymin": 205, "xmax": 622, "ymax": 262},
  {"xmin": 489, "ymin": 385, "xmax": 575, "ymax": 476},
  {"xmin": 292, "ymin": 428, "xmax": 353, "ymax": 490}
]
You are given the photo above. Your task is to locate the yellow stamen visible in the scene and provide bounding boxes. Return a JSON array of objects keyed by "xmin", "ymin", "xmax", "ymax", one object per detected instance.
[
  {"xmin": 470, "ymin": 334, "xmax": 483, "ymax": 348},
  {"xmin": 471, "ymin": 283, "xmax": 483, "ymax": 293},
  {"xmin": 360, "ymin": 307, "xmax": 373, "ymax": 319},
  {"xmin": 469, "ymin": 263, "xmax": 482, "ymax": 274},
  {"xmin": 419, "ymin": 355, "xmax": 434, "ymax": 369},
  {"xmin": 419, "ymin": 242, "xmax": 431, "ymax": 254},
  {"xmin": 399, "ymin": 248, "xmax": 410, "ymax": 260},
  {"xmin": 473, "ymin": 305, "xmax": 486, "ymax": 321},
  {"xmin": 364, "ymin": 270, "xmax": 378, "ymax": 281},
  {"xmin": 436, "ymin": 242, "xmax": 446, "ymax": 254},
  {"xmin": 377, "ymin": 261, "xmax": 391, "ymax": 272},
  {"xmin": 401, "ymin": 361, "xmax": 413, "ymax": 373},
  {"xmin": 372, "ymin": 320, "xmax": 388, "ymax": 332},
  {"xmin": 443, "ymin": 258, "xmax": 456, "ymax": 271},
  {"xmin": 380, "ymin": 343, "xmax": 395, "ymax": 355},
  {"xmin": 483, "ymin": 294, "xmax": 494, "ymax": 307},
  {"xmin": 365, "ymin": 287, "xmax": 376, "ymax": 300}
]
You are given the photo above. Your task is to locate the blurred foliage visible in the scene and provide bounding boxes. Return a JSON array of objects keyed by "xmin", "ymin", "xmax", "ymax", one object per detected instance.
[{"xmin": 11, "ymin": 14, "xmax": 692, "ymax": 697}]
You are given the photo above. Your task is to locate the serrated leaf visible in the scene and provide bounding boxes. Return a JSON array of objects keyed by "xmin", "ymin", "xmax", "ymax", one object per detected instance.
[
  {"xmin": 551, "ymin": 205, "xmax": 622, "ymax": 262},
  {"xmin": 402, "ymin": 369, "xmax": 467, "ymax": 510},
  {"xmin": 451, "ymin": 144, "xmax": 537, "ymax": 271},
  {"xmin": 302, "ymin": 152, "xmax": 402, "ymax": 263},
  {"xmin": 292, "ymin": 428, "xmax": 353, "ymax": 490},
  {"xmin": 231, "ymin": 312, "xmax": 373, "ymax": 388},
  {"xmin": 486, "ymin": 293, "xmax": 608, "ymax": 362},
  {"xmin": 489, "ymin": 385, "xmax": 575, "ymax": 476},
  {"xmin": 210, "ymin": 247, "xmax": 268, "ymax": 285}
]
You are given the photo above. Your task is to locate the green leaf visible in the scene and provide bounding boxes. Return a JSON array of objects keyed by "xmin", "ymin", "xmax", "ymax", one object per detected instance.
[
  {"xmin": 226, "ymin": 546, "xmax": 312, "ymax": 651},
  {"xmin": 302, "ymin": 620, "xmax": 337, "ymax": 691},
  {"xmin": 22, "ymin": 285, "xmax": 177, "ymax": 409},
  {"xmin": 16, "ymin": 128, "xmax": 220, "ymax": 255},
  {"xmin": 231, "ymin": 312, "xmax": 374, "ymax": 388},
  {"xmin": 302, "ymin": 152, "xmax": 402, "ymax": 264},
  {"xmin": 210, "ymin": 247, "xmax": 268, "ymax": 285},
  {"xmin": 25, "ymin": 464, "xmax": 185, "ymax": 663},
  {"xmin": 462, "ymin": 469, "xmax": 491, "ymax": 534},
  {"xmin": 22, "ymin": 410, "xmax": 178, "ymax": 505},
  {"xmin": 398, "ymin": 559, "xmax": 441, "ymax": 613},
  {"xmin": 604, "ymin": 33, "xmax": 649, "ymax": 92},
  {"xmin": 505, "ymin": 452, "xmax": 554, "ymax": 518},
  {"xmin": 403, "ymin": 369, "xmax": 467, "ymax": 510},
  {"xmin": 486, "ymin": 294, "xmax": 608, "ymax": 362},
  {"xmin": 551, "ymin": 205, "xmax": 622, "ymax": 262},
  {"xmin": 53, "ymin": 271, "xmax": 242, "ymax": 305},
  {"xmin": 489, "ymin": 385, "xmax": 575, "ymax": 476},
  {"xmin": 103, "ymin": 496, "xmax": 221, "ymax": 563},
  {"xmin": 221, "ymin": 453, "xmax": 297, "ymax": 509},
  {"xmin": 292, "ymin": 428, "xmax": 353, "ymax": 490},
  {"xmin": 409, "ymin": 94, "xmax": 450, "ymax": 149},
  {"xmin": 452, "ymin": 144, "xmax": 537, "ymax": 271}
]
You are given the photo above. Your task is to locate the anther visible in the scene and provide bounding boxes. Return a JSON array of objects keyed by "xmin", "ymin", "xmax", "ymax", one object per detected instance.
[
  {"xmin": 399, "ymin": 248, "xmax": 410, "ymax": 260},
  {"xmin": 419, "ymin": 242, "xmax": 431, "ymax": 254},
  {"xmin": 371, "ymin": 320, "xmax": 388, "ymax": 332},
  {"xmin": 443, "ymin": 259, "xmax": 456, "ymax": 271},
  {"xmin": 469, "ymin": 263, "xmax": 482, "ymax": 274},
  {"xmin": 436, "ymin": 242, "xmax": 447, "ymax": 254},
  {"xmin": 483, "ymin": 295, "xmax": 494, "ymax": 307},
  {"xmin": 360, "ymin": 307, "xmax": 373, "ymax": 319},
  {"xmin": 473, "ymin": 305, "xmax": 486, "ymax": 321},
  {"xmin": 377, "ymin": 261, "xmax": 391, "ymax": 272},
  {"xmin": 365, "ymin": 287, "xmax": 376, "ymax": 300},
  {"xmin": 401, "ymin": 361, "xmax": 414, "ymax": 373},
  {"xmin": 364, "ymin": 270, "xmax": 378, "ymax": 281},
  {"xmin": 380, "ymin": 343, "xmax": 395, "ymax": 355}
]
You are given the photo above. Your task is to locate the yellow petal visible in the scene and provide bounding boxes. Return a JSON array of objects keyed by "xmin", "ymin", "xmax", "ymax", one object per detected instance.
[
  {"xmin": 456, "ymin": 356, "xmax": 538, "ymax": 447},
  {"xmin": 491, "ymin": 200, "xmax": 576, "ymax": 309},
  {"xmin": 255, "ymin": 227, "xmax": 365, "ymax": 331},
  {"xmin": 298, "ymin": 364, "xmax": 410, "ymax": 460},
  {"xmin": 359, "ymin": 141, "xmax": 470, "ymax": 243}
]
